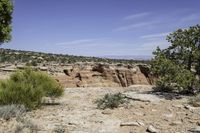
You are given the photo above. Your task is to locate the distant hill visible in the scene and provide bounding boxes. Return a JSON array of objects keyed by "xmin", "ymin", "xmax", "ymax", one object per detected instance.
[
  {"xmin": 0, "ymin": 48, "xmax": 150, "ymax": 64},
  {"xmin": 102, "ymin": 55, "xmax": 152, "ymax": 60}
]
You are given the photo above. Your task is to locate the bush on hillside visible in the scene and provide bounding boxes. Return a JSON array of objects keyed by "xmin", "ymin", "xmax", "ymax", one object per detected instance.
[{"xmin": 0, "ymin": 67, "xmax": 64, "ymax": 110}]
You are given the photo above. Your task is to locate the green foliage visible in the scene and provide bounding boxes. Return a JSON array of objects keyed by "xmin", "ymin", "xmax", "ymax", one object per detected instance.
[
  {"xmin": 0, "ymin": 0, "xmax": 13, "ymax": 44},
  {"xmin": 0, "ymin": 67, "xmax": 64, "ymax": 110},
  {"xmin": 151, "ymin": 25, "xmax": 200, "ymax": 94},
  {"xmin": 95, "ymin": 93, "xmax": 126, "ymax": 109},
  {"xmin": 0, "ymin": 48, "xmax": 150, "ymax": 65},
  {"xmin": 25, "ymin": 61, "xmax": 37, "ymax": 66},
  {"xmin": 31, "ymin": 60, "xmax": 38, "ymax": 66},
  {"xmin": 151, "ymin": 48, "xmax": 177, "ymax": 77},
  {"xmin": 151, "ymin": 53, "xmax": 197, "ymax": 93},
  {"xmin": 164, "ymin": 25, "xmax": 200, "ymax": 74}
]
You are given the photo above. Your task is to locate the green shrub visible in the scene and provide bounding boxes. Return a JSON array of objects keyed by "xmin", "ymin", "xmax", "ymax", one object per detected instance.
[
  {"xmin": 154, "ymin": 68, "xmax": 197, "ymax": 93},
  {"xmin": 0, "ymin": 67, "xmax": 64, "ymax": 110},
  {"xmin": 95, "ymin": 93, "xmax": 126, "ymax": 109},
  {"xmin": 31, "ymin": 60, "xmax": 37, "ymax": 66},
  {"xmin": 25, "ymin": 61, "xmax": 37, "ymax": 66},
  {"xmin": 151, "ymin": 53, "xmax": 199, "ymax": 94}
]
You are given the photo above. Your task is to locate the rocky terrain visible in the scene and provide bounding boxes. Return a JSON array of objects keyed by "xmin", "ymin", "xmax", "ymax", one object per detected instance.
[
  {"xmin": 0, "ymin": 63, "xmax": 153, "ymax": 88},
  {"xmin": 0, "ymin": 63, "xmax": 199, "ymax": 133},
  {"xmin": 0, "ymin": 85, "xmax": 200, "ymax": 133},
  {"xmin": 55, "ymin": 63, "xmax": 153, "ymax": 88}
]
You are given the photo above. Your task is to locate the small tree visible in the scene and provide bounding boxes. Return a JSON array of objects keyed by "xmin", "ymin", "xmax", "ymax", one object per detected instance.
[
  {"xmin": 164, "ymin": 25, "xmax": 200, "ymax": 74},
  {"xmin": 151, "ymin": 25, "xmax": 200, "ymax": 94},
  {"xmin": 0, "ymin": 0, "xmax": 13, "ymax": 45}
]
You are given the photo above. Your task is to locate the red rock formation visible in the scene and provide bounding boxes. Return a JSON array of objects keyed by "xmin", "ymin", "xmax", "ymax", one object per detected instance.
[{"xmin": 55, "ymin": 63, "xmax": 153, "ymax": 88}]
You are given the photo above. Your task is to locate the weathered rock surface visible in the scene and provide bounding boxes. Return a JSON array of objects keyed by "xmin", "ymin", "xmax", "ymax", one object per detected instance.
[
  {"xmin": 170, "ymin": 121, "xmax": 182, "ymax": 126},
  {"xmin": 188, "ymin": 126, "xmax": 200, "ymax": 132},
  {"xmin": 55, "ymin": 63, "xmax": 153, "ymax": 87},
  {"xmin": 120, "ymin": 121, "xmax": 140, "ymax": 126},
  {"xmin": 147, "ymin": 125, "xmax": 159, "ymax": 133},
  {"xmin": 123, "ymin": 92, "xmax": 162, "ymax": 103},
  {"xmin": 185, "ymin": 104, "xmax": 196, "ymax": 111}
]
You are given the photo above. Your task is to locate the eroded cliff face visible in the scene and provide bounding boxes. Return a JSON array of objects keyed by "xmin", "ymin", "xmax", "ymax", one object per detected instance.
[{"xmin": 55, "ymin": 63, "xmax": 153, "ymax": 87}]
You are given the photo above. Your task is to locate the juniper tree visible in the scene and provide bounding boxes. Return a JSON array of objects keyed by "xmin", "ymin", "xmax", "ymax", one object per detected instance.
[
  {"xmin": 164, "ymin": 25, "xmax": 200, "ymax": 74},
  {"xmin": 151, "ymin": 25, "xmax": 200, "ymax": 93},
  {"xmin": 0, "ymin": 0, "xmax": 13, "ymax": 45}
]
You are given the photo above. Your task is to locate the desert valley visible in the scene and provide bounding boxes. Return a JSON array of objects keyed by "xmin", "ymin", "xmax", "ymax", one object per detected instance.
[{"xmin": 0, "ymin": 49, "xmax": 199, "ymax": 133}]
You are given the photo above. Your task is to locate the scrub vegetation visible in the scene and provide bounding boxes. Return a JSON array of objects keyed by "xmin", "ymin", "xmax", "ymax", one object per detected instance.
[{"xmin": 0, "ymin": 67, "xmax": 64, "ymax": 110}]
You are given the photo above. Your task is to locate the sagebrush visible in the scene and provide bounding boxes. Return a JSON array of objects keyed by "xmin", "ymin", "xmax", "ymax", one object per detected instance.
[
  {"xmin": 0, "ymin": 67, "xmax": 64, "ymax": 110},
  {"xmin": 0, "ymin": 104, "xmax": 26, "ymax": 120},
  {"xmin": 14, "ymin": 117, "xmax": 39, "ymax": 133},
  {"xmin": 95, "ymin": 93, "xmax": 126, "ymax": 109}
]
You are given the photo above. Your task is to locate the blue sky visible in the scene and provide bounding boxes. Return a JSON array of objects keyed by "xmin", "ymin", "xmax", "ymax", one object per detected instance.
[{"xmin": 2, "ymin": 0, "xmax": 200, "ymax": 57}]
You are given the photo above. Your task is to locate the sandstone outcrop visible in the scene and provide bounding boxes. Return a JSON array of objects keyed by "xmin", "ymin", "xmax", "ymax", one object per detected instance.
[{"xmin": 55, "ymin": 63, "xmax": 153, "ymax": 87}]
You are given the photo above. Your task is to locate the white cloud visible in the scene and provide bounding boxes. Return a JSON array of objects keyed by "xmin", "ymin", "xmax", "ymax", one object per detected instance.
[
  {"xmin": 139, "ymin": 39, "xmax": 169, "ymax": 51},
  {"xmin": 55, "ymin": 39, "xmax": 99, "ymax": 46},
  {"xmin": 114, "ymin": 9, "xmax": 200, "ymax": 33},
  {"xmin": 113, "ymin": 21, "xmax": 156, "ymax": 32},
  {"xmin": 140, "ymin": 32, "xmax": 170, "ymax": 39},
  {"xmin": 124, "ymin": 12, "xmax": 150, "ymax": 20},
  {"xmin": 180, "ymin": 13, "xmax": 200, "ymax": 22}
]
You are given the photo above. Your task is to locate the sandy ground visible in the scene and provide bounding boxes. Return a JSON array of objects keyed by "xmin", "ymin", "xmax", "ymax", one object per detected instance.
[{"xmin": 1, "ymin": 85, "xmax": 200, "ymax": 133}]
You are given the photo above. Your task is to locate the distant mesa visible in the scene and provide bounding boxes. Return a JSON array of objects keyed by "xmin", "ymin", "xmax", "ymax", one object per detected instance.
[{"xmin": 102, "ymin": 55, "xmax": 152, "ymax": 60}]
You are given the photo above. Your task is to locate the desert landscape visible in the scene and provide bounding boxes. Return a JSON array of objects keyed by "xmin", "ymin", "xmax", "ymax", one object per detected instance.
[
  {"xmin": 0, "ymin": 0, "xmax": 200, "ymax": 133},
  {"xmin": 0, "ymin": 55, "xmax": 200, "ymax": 132}
]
